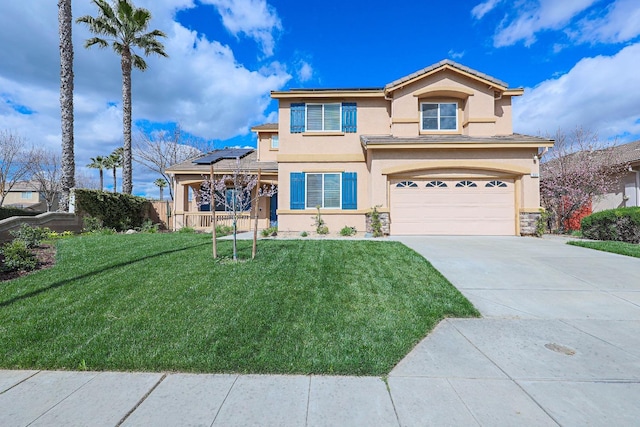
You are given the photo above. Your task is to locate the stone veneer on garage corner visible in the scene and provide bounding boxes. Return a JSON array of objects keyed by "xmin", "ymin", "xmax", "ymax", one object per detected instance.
[{"xmin": 520, "ymin": 211, "xmax": 542, "ymax": 236}]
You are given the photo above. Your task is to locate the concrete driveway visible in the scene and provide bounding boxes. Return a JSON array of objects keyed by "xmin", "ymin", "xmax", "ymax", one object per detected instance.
[{"xmin": 390, "ymin": 235, "xmax": 640, "ymax": 426}]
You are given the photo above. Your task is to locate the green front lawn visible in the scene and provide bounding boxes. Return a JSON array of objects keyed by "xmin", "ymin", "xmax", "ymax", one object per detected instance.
[
  {"xmin": 568, "ymin": 240, "xmax": 640, "ymax": 258},
  {"xmin": 0, "ymin": 234, "xmax": 478, "ymax": 375}
]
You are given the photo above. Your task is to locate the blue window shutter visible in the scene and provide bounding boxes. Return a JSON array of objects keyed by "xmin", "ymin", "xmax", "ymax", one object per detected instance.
[
  {"xmin": 342, "ymin": 102, "xmax": 357, "ymax": 133},
  {"xmin": 290, "ymin": 103, "xmax": 305, "ymax": 133},
  {"xmin": 290, "ymin": 172, "xmax": 305, "ymax": 209},
  {"xmin": 342, "ymin": 172, "xmax": 357, "ymax": 210}
]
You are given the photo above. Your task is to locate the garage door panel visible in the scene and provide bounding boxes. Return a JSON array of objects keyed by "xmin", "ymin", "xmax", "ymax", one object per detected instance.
[{"xmin": 390, "ymin": 179, "xmax": 515, "ymax": 236}]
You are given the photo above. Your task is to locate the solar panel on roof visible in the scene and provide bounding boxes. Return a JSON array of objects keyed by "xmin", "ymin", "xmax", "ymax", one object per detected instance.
[{"xmin": 193, "ymin": 148, "xmax": 253, "ymax": 164}]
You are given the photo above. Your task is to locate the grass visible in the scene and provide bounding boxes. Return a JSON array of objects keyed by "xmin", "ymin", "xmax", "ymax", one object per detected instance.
[
  {"xmin": 0, "ymin": 233, "xmax": 478, "ymax": 375},
  {"xmin": 568, "ymin": 240, "xmax": 640, "ymax": 258}
]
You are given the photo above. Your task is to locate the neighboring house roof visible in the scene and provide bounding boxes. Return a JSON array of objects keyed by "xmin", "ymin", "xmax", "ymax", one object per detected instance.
[
  {"xmin": 6, "ymin": 181, "xmax": 39, "ymax": 192},
  {"xmin": 542, "ymin": 140, "xmax": 640, "ymax": 173},
  {"xmin": 361, "ymin": 133, "xmax": 554, "ymax": 148},
  {"xmin": 250, "ymin": 123, "xmax": 279, "ymax": 132},
  {"xmin": 166, "ymin": 150, "xmax": 278, "ymax": 174},
  {"xmin": 611, "ymin": 140, "xmax": 640, "ymax": 165}
]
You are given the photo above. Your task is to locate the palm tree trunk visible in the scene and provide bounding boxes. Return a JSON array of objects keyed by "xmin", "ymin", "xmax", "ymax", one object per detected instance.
[
  {"xmin": 58, "ymin": 0, "xmax": 75, "ymax": 211},
  {"xmin": 121, "ymin": 49, "xmax": 133, "ymax": 194},
  {"xmin": 159, "ymin": 186, "xmax": 163, "ymax": 201},
  {"xmin": 113, "ymin": 166, "xmax": 117, "ymax": 192},
  {"xmin": 99, "ymin": 169, "xmax": 104, "ymax": 191}
]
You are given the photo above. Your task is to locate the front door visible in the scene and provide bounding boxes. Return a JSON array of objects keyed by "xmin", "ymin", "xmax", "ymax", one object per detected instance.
[{"xmin": 269, "ymin": 193, "xmax": 278, "ymax": 226}]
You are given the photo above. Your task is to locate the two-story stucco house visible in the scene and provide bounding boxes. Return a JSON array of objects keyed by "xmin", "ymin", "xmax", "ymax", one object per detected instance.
[{"xmin": 168, "ymin": 60, "xmax": 554, "ymax": 235}]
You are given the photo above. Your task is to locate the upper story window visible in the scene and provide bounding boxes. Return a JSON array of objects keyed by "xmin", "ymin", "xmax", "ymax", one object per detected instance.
[
  {"xmin": 290, "ymin": 102, "xmax": 357, "ymax": 133},
  {"xmin": 21, "ymin": 191, "xmax": 33, "ymax": 199},
  {"xmin": 421, "ymin": 102, "xmax": 457, "ymax": 131},
  {"xmin": 308, "ymin": 103, "xmax": 341, "ymax": 131},
  {"xmin": 270, "ymin": 135, "xmax": 279, "ymax": 149}
]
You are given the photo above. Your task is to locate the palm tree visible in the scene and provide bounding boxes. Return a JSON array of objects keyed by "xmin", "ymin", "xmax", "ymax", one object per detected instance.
[
  {"xmin": 58, "ymin": 0, "xmax": 75, "ymax": 211},
  {"xmin": 154, "ymin": 178, "xmax": 167, "ymax": 200},
  {"xmin": 77, "ymin": 0, "xmax": 167, "ymax": 195},
  {"xmin": 87, "ymin": 156, "xmax": 108, "ymax": 191},
  {"xmin": 106, "ymin": 147, "xmax": 123, "ymax": 192}
]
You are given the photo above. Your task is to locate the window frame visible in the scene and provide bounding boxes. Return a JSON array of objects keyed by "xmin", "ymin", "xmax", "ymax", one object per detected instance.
[
  {"xmin": 270, "ymin": 134, "xmax": 279, "ymax": 149},
  {"xmin": 21, "ymin": 191, "xmax": 33, "ymax": 199},
  {"xmin": 305, "ymin": 172, "xmax": 342, "ymax": 209},
  {"xmin": 306, "ymin": 103, "xmax": 342, "ymax": 132},
  {"xmin": 420, "ymin": 102, "xmax": 458, "ymax": 132}
]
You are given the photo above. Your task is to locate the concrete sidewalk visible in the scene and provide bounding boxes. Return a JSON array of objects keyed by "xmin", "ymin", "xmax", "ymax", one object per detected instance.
[{"xmin": 2, "ymin": 236, "xmax": 640, "ymax": 426}]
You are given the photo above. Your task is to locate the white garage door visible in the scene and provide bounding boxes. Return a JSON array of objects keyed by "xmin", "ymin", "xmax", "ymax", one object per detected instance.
[{"xmin": 390, "ymin": 178, "xmax": 515, "ymax": 235}]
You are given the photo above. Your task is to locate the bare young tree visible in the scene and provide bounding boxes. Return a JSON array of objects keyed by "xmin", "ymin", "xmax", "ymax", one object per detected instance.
[
  {"xmin": 0, "ymin": 130, "xmax": 33, "ymax": 206},
  {"xmin": 30, "ymin": 148, "xmax": 63, "ymax": 212},
  {"xmin": 133, "ymin": 127, "xmax": 203, "ymax": 200},
  {"xmin": 194, "ymin": 158, "xmax": 277, "ymax": 261},
  {"xmin": 540, "ymin": 127, "xmax": 630, "ymax": 232},
  {"xmin": 75, "ymin": 170, "xmax": 100, "ymax": 190}
]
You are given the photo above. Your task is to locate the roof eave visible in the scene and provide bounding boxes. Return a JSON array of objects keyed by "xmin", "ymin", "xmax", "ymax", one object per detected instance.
[{"xmin": 271, "ymin": 89, "xmax": 385, "ymax": 99}]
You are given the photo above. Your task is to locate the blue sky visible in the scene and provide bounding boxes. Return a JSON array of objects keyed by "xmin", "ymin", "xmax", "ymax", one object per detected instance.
[{"xmin": 0, "ymin": 0, "xmax": 639, "ymax": 198}]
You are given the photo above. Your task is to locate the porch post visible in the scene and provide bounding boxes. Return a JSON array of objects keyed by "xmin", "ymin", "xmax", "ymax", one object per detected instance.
[{"xmin": 211, "ymin": 163, "xmax": 217, "ymax": 259}]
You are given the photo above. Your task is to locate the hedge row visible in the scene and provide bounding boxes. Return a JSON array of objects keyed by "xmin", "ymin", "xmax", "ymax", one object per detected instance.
[
  {"xmin": 74, "ymin": 189, "xmax": 151, "ymax": 231},
  {"xmin": 581, "ymin": 207, "xmax": 640, "ymax": 244}
]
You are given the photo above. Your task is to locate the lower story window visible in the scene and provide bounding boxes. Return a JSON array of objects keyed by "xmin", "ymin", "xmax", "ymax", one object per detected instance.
[{"xmin": 306, "ymin": 173, "xmax": 341, "ymax": 208}]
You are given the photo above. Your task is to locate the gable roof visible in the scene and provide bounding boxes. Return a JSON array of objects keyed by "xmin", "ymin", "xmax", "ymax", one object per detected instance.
[
  {"xmin": 384, "ymin": 59, "xmax": 511, "ymax": 94},
  {"xmin": 271, "ymin": 59, "xmax": 521, "ymax": 99}
]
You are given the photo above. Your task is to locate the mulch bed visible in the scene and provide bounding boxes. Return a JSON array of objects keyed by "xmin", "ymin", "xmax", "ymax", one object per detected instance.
[{"xmin": 0, "ymin": 244, "xmax": 57, "ymax": 282}]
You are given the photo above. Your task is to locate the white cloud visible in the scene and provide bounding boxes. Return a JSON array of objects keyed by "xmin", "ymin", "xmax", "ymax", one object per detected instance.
[
  {"xmin": 513, "ymin": 43, "xmax": 640, "ymax": 141},
  {"xmin": 571, "ymin": 0, "xmax": 640, "ymax": 44},
  {"xmin": 494, "ymin": 0, "xmax": 599, "ymax": 47},
  {"xmin": 0, "ymin": 1, "xmax": 290, "ymax": 198},
  {"xmin": 471, "ymin": 0, "xmax": 503, "ymax": 19},
  {"xmin": 297, "ymin": 61, "xmax": 314, "ymax": 82},
  {"xmin": 205, "ymin": 0, "xmax": 282, "ymax": 57},
  {"xmin": 447, "ymin": 49, "xmax": 466, "ymax": 60}
]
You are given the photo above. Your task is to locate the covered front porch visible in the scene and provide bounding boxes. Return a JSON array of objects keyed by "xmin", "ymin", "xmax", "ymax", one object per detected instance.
[{"xmin": 166, "ymin": 149, "xmax": 279, "ymax": 232}]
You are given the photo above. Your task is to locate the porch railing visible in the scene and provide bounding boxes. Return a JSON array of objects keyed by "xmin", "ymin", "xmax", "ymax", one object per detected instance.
[{"xmin": 184, "ymin": 212, "xmax": 252, "ymax": 231}]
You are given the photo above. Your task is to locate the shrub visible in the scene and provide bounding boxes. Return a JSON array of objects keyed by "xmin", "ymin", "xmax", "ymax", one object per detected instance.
[
  {"xmin": 581, "ymin": 207, "xmax": 640, "ymax": 243},
  {"xmin": 139, "ymin": 219, "xmax": 159, "ymax": 233},
  {"xmin": 177, "ymin": 226, "xmax": 196, "ymax": 234},
  {"xmin": 261, "ymin": 226, "xmax": 278, "ymax": 237},
  {"xmin": 74, "ymin": 189, "xmax": 151, "ymax": 231},
  {"xmin": 9, "ymin": 224, "xmax": 50, "ymax": 248},
  {"xmin": 368, "ymin": 206, "xmax": 383, "ymax": 237},
  {"xmin": 215, "ymin": 225, "xmax": 234, "ymax": 236},
  {"xmin": 340, "ymin": 226, "xmax": 356, "ymax": 237},
  {"xmin": 83, "ymin": 216, "xmax": 105, "ymax": 233},
  {"xmin": 1, "ymin": 240, "xmax": 37, "ymax": 272},
  {"xmin": 535, "ymin": 209, "xmax": 550, "ymax": 237},
  {"xmin": 312, "ymin": 206, "xmax": 329, "ymax": 235},
  {"xmin": 300, "ymin": 231, "xmax": 308, "ymax": 237}
]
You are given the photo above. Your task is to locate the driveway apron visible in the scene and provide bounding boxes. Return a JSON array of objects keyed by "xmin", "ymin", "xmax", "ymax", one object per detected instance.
[{"xmin": 390, "ymin": 235, "xmax": 640, "ymax": 426}]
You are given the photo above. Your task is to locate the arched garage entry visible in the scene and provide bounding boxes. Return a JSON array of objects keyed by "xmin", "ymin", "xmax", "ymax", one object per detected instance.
[{"xmin": 384, "ymin": 161, "xmax": 527, "ymax": 236}]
